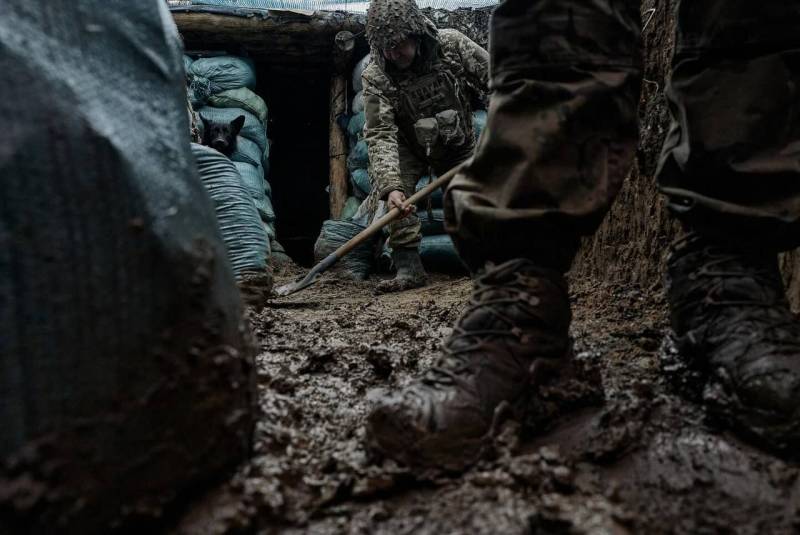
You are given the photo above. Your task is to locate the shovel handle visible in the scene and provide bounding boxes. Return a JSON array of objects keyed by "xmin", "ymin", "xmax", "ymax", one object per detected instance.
[{"xmin": 334, "ymin": 165, "xmax": 460, "ymax": 260}]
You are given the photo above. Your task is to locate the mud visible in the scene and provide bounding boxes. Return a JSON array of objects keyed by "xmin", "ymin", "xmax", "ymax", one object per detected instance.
[{"xmin": 172, "ymin": 270, "xmax": 800, "ymax": 534}]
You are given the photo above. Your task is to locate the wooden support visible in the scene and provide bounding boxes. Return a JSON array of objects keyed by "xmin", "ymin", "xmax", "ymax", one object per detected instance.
[{"xmin": 328, "ymin": 74, "xmax": 348, "ymax": 220}]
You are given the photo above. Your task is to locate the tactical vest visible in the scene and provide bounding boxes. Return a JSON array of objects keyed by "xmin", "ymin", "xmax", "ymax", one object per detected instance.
[{"xmin": 392, "ymin": 54, "xmax": 475, "ymax": 162}]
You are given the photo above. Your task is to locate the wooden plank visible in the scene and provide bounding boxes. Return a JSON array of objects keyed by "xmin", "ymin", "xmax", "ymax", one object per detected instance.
[{"xmin": 328, "ymin": 74, "xmax": 348, "ymax": 219}]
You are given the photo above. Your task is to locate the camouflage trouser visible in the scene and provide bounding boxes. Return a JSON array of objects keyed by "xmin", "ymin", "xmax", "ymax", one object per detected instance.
[
  {"xmin": 445, "ymin": 0, "xmax": 800, "ymax": 272},
  {"xmin": 389, "ymin": 141, "xmax": 473, "ymax": 249}
]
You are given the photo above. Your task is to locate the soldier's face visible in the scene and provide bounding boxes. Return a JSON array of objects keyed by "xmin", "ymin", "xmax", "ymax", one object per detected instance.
[{"xmin": 383, "ymin": 37, "xmax": 417, "ymax": 70}]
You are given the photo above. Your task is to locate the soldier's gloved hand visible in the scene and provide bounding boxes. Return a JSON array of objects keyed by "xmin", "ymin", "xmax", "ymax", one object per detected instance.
[{"xmin": 387, "ymin": 190, "xmax": 415, "ymax": 218}]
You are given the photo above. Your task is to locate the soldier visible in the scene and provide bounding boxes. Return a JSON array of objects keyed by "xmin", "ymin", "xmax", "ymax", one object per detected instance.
[
  {"xmin": 367, "ymin": 0, "xmax": 800, "ymax": 469},
  {"xmin": 362, "ymin": 0, "xmax": 488, "ymax": 293}
]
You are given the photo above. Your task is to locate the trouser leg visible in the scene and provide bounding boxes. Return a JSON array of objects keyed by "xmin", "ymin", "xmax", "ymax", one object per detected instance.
[
  {"xmin": 444, "ymin": 0, "xmax": 642, "ymax": 272},
  {"xmin": 658, "ymin": 1, "xmax": 800, "ymax": 252},
  {"xmin": 387, "ymin": 143, "xmax": 425, "ymax": 249}
]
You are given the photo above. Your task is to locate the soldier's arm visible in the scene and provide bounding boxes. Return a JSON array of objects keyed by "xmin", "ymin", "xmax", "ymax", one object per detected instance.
[
  {"xmin": 450, "ymin": 30, "xmax": 489, "ymax": 95},
  {"xmin": 362, "ymin": 71, "xmax": 404, "ymax": 200}
]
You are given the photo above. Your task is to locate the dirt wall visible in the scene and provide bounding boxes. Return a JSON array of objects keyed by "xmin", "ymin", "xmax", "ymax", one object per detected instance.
[{"xmin": 571, "ymin": 1, "xmax": 800, "ymax": 310}]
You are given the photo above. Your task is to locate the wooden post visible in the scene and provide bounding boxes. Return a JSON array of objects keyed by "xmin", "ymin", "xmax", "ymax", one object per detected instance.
[{"xmin": 328, "ymin": 74, "xmax": 348, "ymax": 220}]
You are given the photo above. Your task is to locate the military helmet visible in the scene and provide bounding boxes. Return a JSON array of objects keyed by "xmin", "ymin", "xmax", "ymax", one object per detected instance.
[{"xmin": 366, "ymin": 0, "xmax": 436, "ymax": 52}]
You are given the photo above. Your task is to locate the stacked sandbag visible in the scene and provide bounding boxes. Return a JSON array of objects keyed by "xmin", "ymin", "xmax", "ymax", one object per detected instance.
[
  {"xmin": 188, "ymin": 54, "xmax": 286, "ymax": 262},
  {"xmin": 342, "ymin": 54, "xmax": 372, "ymax": 216},
  {"xmin": 1, "ymin": 3, "xmax": 255, "ymax": 532},
  {"xmin": 193, "ymin": 144, "xmax": 270, "ymax": 276},
  {"xmin": 314, "ymin": 220, "xmax": 374, "ymax": 281}
]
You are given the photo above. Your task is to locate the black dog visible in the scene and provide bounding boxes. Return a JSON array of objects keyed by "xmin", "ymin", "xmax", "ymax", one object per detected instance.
[{"xmin": 200, "ymin": 115, "xmax": 245, "ymax": 157}]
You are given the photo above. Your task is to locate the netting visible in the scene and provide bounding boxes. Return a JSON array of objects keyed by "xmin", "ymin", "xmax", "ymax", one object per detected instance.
[{"xmin": 170, "ymin": 0, "xmax": 498, "ymax": 13}]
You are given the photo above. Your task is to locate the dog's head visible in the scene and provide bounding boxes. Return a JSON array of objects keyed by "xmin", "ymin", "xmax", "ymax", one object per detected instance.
[{"xmin": 201, "ymin": 115, "xmax": 245, "ymax": 157}]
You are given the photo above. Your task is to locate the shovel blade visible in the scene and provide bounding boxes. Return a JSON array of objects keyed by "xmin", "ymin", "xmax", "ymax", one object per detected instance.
[{"xmin": 274, "ymin": 274, "xmax": 318, "ymax": 297}]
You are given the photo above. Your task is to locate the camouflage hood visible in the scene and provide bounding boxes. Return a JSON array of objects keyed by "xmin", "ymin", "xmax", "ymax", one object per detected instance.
[{"xmin": 366, "ymin": 0, "xmax": 440, "ymax": 72}]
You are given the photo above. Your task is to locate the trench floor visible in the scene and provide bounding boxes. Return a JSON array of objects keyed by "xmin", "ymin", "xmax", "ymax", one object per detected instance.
[{"xmin": 175, "ymin": 268, "xmax": 800, "ymax": 534}]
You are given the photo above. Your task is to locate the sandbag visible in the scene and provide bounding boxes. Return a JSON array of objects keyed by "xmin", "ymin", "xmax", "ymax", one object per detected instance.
[
  {"xmin": 234, "ymin": 161, "xmax": 274, "ymax": 221},
  {"xmin": 348, "ymin": 139, "xmax": 369, "ymax": 170},
  {"xmin": 348, "ymin": 111, "xmax": 366, "ymax": 145},
  {"xmin": 415, "ymin": 175, "xmax": 444, "ymax": 207},
  {"xmin": 352, "ymin": 53, "xmax": 371, "ymax": 93},
  {"xmin": 474, "ymin": 109, "xmax": 487, "ymax": 142},
  {"xmin": 418, "ymin": 208, "xmax": 445, "ymax": 236},
  {"xmin": 183, "ymin": 54, "xmax": 194, "ymax": 75},
  {"xmin": 340, "ymin": 196, "xmax": 362, "ymax": 220},
  {"xmin": 352, "ymin": 90, "xmax": 364, "ymax": 114},
  {"xmin": 189, "ymin": 55, "xmax": 256, "ymax": 104},
  {"xmin": 0, "ymin": 4, "xmax": 255, "ymax": 533},
  {"xmin": 231, "ymin": 136, "xmax": 265, "ymax": 169},
  {"xmin": 198, "ymin": 106, "xmax": 268, "ymax": 154},
  {"xmin": 419, "ymin": 234, "xmax": 468, "ymax": 274},
  {"xmin": 350, "ymin": 168, "xmax": 371, "ymax": 198},
  {"xmin": 314, "ymin": 220, "xmax": 373, "ymax": 280},
  {"xmin": 194, "ymin": 144, "xmax": 270, "ymax": 274},
  {"xmin": 208, "ymin": 87, "xmax": 268, "ymax": 125}
]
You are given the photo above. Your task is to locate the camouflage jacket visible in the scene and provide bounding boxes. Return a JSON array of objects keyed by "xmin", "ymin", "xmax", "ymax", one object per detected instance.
[{"xmin": 362, "ymin": 28, "xmax": 489, "ymax": 200}]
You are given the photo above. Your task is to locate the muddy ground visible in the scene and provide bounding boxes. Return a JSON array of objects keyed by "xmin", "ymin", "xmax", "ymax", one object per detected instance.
[{"xmin": 174, "ymin": 268, "xmax": 800, "ymax": 534}]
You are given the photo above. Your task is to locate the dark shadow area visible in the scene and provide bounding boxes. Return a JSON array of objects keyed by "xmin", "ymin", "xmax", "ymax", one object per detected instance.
[{"xmin": 257, "ymin": 65, "xmax": 331, "ymax": 267}]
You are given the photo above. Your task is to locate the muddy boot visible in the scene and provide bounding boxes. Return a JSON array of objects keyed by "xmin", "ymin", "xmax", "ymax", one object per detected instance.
[
  {"xmin": 375, "ymin": 247, "xmax": 428, "ymax": 294},
  {"xmin": 667, "ymin": 234, "xmax": 800, "ymax": 453},
  {"xmin": 366, "ymin": 259, "xmax": 572, "ymax": 470}
]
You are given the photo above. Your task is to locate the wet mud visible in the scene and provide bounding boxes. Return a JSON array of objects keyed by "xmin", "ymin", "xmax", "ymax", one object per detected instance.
[{"xmin": 173, "ymin": 270, "xmax": 800, "ymax": 534}]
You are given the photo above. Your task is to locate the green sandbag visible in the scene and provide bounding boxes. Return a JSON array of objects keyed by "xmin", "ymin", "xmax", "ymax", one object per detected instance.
[
  {"xmin": 189, "ymin": 55, "xmax": 256, "ymax": 104},
  {"xmin": 341, "ymin": 196, "xmax": 362, "ymax": 220},
  {"xmin": 231, "ymin": 136, "xmax": 264, "ymax": 169},
  {"xmin": 233, "ymin": 161, "xmax": 274, "ymax": 222},
  {"xmin": 347, "ymin": 112, "xmax": 366, "ymax": 145},
  {"xmin": 350, "ymin": 168, "xmax": 371, "ymax": 198},
  {"xmin": 198, "ymin": 106, "xmax": 267, "ymax": 154},
  {"xmin": 194, "ymin": 144, "xmax": 269, "ymax": 275},
  {"xmin": 415, "ymin": 175, "xmax": 444, "ymax": 207},
  {"xmin": 348, "ymin": 139, "xmax": 369, "ymax": 170},
  {"xmin": 208, "ymin": 87, "xmax": 268, "ymax": 125},
  {"xmin": 419, "ymin": 234, "xmax": 468, "ymax": 274},
  {"xmin": 314, "ymin": 220, "xmax": 374, "ymax": 280},
  {"xmin": 418, "ymin": 208, "xmax": 445, "ymax": 236},
  {"xmin": 0, "ymin": 4, "xmax": 255, "ymax": 532}
]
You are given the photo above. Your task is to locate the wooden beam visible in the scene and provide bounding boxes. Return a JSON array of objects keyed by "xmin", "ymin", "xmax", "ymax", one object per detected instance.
[
  {"xmin": 328, "ymin": 74, "xmax": 348, "ymax": 220},
  {"xmin": 172, "ymin": 11, "xmax": 364, "ymax": 39}
]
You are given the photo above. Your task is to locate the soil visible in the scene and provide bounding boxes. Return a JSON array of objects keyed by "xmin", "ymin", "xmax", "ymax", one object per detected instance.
[{"xmin": 172, "ymin": 268, "xmax": 800, "ymax": 535}]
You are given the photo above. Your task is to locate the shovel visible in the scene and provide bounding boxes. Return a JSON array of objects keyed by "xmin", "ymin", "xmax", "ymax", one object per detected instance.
[{"xmin": 274, "ymin": 164, "xmax": 461, "ymax": 297}]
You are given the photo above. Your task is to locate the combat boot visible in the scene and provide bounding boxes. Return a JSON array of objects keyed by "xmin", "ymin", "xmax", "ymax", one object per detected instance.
[
  {"xmin": 376, "ymin": 247, "xmax": 428, "ymax": 294},
  {"xmin": 367, "ymin": 259, "xmax": 572, "ymax": 470},
  {"xmin": 667, "ymin": 234, "xmax": 800, "ymax": 452}
]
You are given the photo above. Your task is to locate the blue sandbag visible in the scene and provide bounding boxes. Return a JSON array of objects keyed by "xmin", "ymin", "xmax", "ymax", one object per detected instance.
[
  {"xmin": 352, "ymin": 53, "xmax": 370, "ymax": 93},
  {"xmin": 231, "ymin": 136, "xmax": 264, "ymax": 169},
  {"xmin": 197, "ymin": 106, "xmax": 267, "ymax": 154},
  {"xmin": 193, "ymin": 144, "xmax": 269, "ymax": 275},
  {"xmin": 418, "ymin": 208, "xmax": 445, "ymax": 236},
  {"xmin": 233, "ymin": 161, "xmax": 274, "ymax": 222},
  {"xmin": 347, "ymin": 112, "xmax": 366, "ymax": 145},
  {"xmin": 348, "ymin": 139, "xmax": 369, "ymax": 170},
  {"xmin": 415, "ymin": 175, "xmax": 444, "ymax": 208},
  {"xmin": 350, "ymin": 168, "xmax": 371, "ymax": 199},
  {"xmin": 352, "ymin": 90, "xmax": 364, "ymax": 114},
  {"xmin": 189, "ymin": 55, "xmax": 256, "ymax": 105},
  {"xmin": 419, "ymin": 234, "xmax": 467, "ymax": 274},
  {"xmin": 183, "ymin": 54, "xmax": 194, "ymax": 75}
]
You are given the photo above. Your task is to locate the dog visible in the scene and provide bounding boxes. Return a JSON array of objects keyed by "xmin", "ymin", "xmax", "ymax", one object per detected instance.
[{"xmin": 200, "ymin": 115, "xmax": 245, "ymax": 157}]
